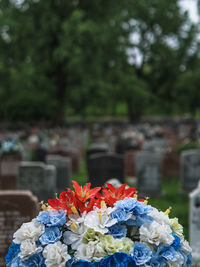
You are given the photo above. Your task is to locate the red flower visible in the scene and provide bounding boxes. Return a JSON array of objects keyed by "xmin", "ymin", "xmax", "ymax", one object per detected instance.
[
  {"xmin": 102, "ymin": 183, "xmax": 136, "ymax": 207},
  {"xmin": 48, "ymin": 191, "xmax": 77, "ymax": 215},
  {"xmin": 69, "ymin": 181, "xmax": 101, "ymax": 203}
]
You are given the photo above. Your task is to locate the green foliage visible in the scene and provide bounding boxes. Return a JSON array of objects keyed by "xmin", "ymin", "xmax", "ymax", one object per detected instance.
[{"xmin": 0, "ymin": 0, "xmax": 199, "ymax": 122}]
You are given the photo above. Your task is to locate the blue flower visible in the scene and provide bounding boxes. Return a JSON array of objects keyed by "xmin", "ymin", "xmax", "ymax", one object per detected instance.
[
  {"xmin": 110, "ymin": 209, "xmax": 132, "ymax": 223},
  {"xmin": 20, "ymin": 253, "xmax": 45, "ymax": 267},
  {"xmin": 145, "ymin": 255, "xmax": 166, "ymax": 267},
  {"xmin": 133, "ymin": 202, "xmax": 152, "ymax": 216},
  {"xmin": 114, "ymin": 198, "xmax": 137, "ymax": 212},
  {"xmin": 130, "ymin": 242, "xmax": 152, "ymax": 265},
  {"xmin": 126, "ymin": 214, "xmax": 153, "ymax": 227},
  {"xmin": 108, "ymin": 224, "xmax": 127, "ymax": 239},
  {"xmin": 6, "ymin": 255, "xmax": 21, "ymax": 267},
  {"xmin": 39, "ymin": 227, "xmax": 62, "ymax": 245},
  {"xmin": 99, "ymin": 252, "xmax": 137, "ymax": 267},
  {"xmin": 5, "ymin": 242, "xmax": 20, "ymax": 264},
  {"xmin": 186, "ymin": 253, "xmax": 192, "ymax": 267},
  {"xmin": 171, "ymin": 234, "xmax": 181, "ymax": 250},
  {"xmin": 37, "ymin": 211, "xmax": 51, "ymax": 225},
  {"xmin": 156, "ymin": 245, "xmax": 178, "ymax": 262},
  {"xmin": 47, "ymin": 210, "xmax": 66, "ymax": 227}
]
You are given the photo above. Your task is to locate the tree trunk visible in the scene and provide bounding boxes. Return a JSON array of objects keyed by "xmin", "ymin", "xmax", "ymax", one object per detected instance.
[{"xmin": 126, "ymin": 99, "xmax": 142, "ymax": 123}]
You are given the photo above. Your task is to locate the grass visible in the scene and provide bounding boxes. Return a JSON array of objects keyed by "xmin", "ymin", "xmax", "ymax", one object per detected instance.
[{"xmin": 73, "ymin": 161, "xmax": 189, "ymax": 240}]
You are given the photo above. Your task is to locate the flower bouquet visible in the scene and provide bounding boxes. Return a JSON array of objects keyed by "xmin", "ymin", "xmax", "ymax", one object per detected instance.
[
  {"xmin": 1, "ymin": 140, "xmax": 23, "ymax": 155},
  {"xmin": 5, "ymin": 181, "xmax": 192, "ymax": 266}
]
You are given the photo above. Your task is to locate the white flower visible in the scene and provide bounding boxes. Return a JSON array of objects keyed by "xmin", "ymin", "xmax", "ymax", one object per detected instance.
[
  {"xmin": 149, "ymin": 208, "xmax": 171, "ymax": 225},
  {"xmin": 75, "ymin": 241, "xmax": 106, "ymax": 262},
  {"xmin": 63, "ymin": 223, "xmax": 88, "ymax": 250},
  {"xmin": 13, "ymin": 219, "xmax": 45, "ymax": 244},
  {"xmin": 84, "ymin": 209, "xmax": 117, "ymax": 234},
  {"xmin": 140, "ymin": 221, "xmax": 174, "ymax": 246},
  {"xmin": 18, "ymin": 239, "xmax": 42, "ymax": 259},
  {"xmin": 43, "ymin": 241, "xmax": 71, "ymax": 267},
  {"xmin": 167, "ymin": 252, "xmax": 184, "ymax": 267},
  {"xmin": 181, "ymin": 239, "xmax": 192, "ymax": 254}
]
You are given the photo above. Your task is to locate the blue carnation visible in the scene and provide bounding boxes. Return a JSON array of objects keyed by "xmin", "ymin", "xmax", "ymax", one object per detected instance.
[
  {"xmin": 114, "ymin": 197, "xmax": 137, "ymax": 212},
  {"xmin": 156, "ymin": 245, "xmax": 178, "ymax": 262},
  {"xmin": 37, "ymin": 210, "xmax": 51, "ymax": 225},
  {"xmin": 126, "ymin": 214, "xmax": 153, "ymax": 227},
  {"xmin": 110, "ymin": 208, "xmax": 132, "ymax": 223},
  {"xmin": 130, "ymin": 242, "xmax": 152, "ymax": 265},
  {"xmin": 100, "ymin": 252, "xmax": 137, "ymax": 267},
  {"xmin": 5, "ymin": 242, "xmax": 20, "ymax": 264},
  {"xmin": 39, "ymin": 226, "xmax": 62, "ymax": 245},
  {"xmin": 20, "ymin": 253, "xmax": 45, "ymax": 267},
  {"xmin": 47, "ymin": 209, "xmax": 66, "ymax": 227},
  {"xmin": 108, "ymin": 224, "xmax": 127, "ymax": 239},
  {"xmin": 133, "ymin": 201, "xmax": 152, "ymax": 216},
  {"xmin": 186, "ymin": 253, "xmax": 192, "ymax": 267},
  {"xmin": 145, "ymin": 255, "xmax": 166, "ymax": 267},
  {"xmin": 171, "ymin": 234, "xmax": 181, "ymax": 250}
]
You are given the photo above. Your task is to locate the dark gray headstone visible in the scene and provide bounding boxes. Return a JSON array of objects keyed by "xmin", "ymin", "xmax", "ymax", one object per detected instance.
[
  {"xmin": 136, "ymin": 151, "xmax": 162, "ymax": 196},
  {"xmin": 87, "ymin": 153, "xmax": 124, "ymax": 187},
  {"xmin": 46, "ymin": 155, "xmax": 72, "ymax": 193},
  {"xmin": 0, "ymin": 190, "xmax": 39, "ymax": 266},
  {"xmin": 181, "ymin": 150, "xmax": 200, "ymax": 193},
  {"xmin": 190, "ymin": 182, "xmax": 200, "ymax": 265},
  {"xmin": 86, "ymin": 143, "xmax": 109, "ymax": 161},
  {"xmin": 18, "ymin": 162, "xmax": 56, "ymax": 201}
]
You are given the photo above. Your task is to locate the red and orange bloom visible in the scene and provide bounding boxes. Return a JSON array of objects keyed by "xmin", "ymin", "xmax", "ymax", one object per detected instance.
[{"xmin": 102, "ymin": 183, "xmax": 137, "ymax": 207}]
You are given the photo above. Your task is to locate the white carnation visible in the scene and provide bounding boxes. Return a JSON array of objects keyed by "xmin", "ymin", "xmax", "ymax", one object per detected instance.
[
  {"xmin": 140, "ymin": 221, "xmax": 174, "ymax": 246},
  {"xmin": 18, "ymin": 239, "xmax": 42, "ymax": 259},
  {"xmin": 181, "ymin": 239, "xmax": 192, "ymax": 254},
  {"xmin": 75, "ymin": 241, "xmax": 105, "ymax": 262},
  {"xmin": 43, "ymin": 241, "xmax": 71, "ymax": 267},
  {"xmin": 13, "ymin": 219, "xmax": 45, "ymax": 244},
  {"xmin": 149, "ymin": 208, "xmax": 170, "ymax": 225}
]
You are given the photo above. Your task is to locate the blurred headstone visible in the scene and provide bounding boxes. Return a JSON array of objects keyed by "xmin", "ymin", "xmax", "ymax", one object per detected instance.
[
  {"xmin": 0, "ymin": 190, "xmax": 39, "ymax": 265},
  {"xmin": 46, "ymin": 155, "xmax": 72, "ymax": 194},
  {"xmin": 87, "ymin": 153, "xmax": 124, "ymax": 187},
  {"xmin": 0, "ymin": 153, "xmax": 22, "ymax": 190},
  {"xmin": 181, "ymin": 150, "xmax": 200, "ymax": 193},
  {"xmin": 190, "ymin": 181, "xmax": 200, "ymax": 266},
  {"xmin": 18, "ymin": 162, "xmax": 56, "ymax": 201},
  {"xmin": 162, "ymin": 151, "xmax": 180, "ymax": 177},
  {"xmin": 136, "ymin": 151, "xmax": 162, "ymax": 197}
]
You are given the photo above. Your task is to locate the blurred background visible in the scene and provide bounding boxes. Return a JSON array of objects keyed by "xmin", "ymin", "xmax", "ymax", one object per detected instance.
[
  {"xmin": 0, "ymin": 0, "xmax": 200, "ymax": 124},
  {"xmin": 1, "ymin": 0, "xmax": 200, "ymax": 258}
]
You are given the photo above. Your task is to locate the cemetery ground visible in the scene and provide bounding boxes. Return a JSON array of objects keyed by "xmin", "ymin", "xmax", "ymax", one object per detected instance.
[{"xmin": 74, "ymin": 161, "xmax": 189, "ymax": 240}]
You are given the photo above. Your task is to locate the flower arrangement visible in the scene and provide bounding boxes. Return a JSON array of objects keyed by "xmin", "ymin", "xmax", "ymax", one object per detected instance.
[
  {"xmin": 0, "ymin": 140, "xmax": 23, "ymax": 155},
  {"xmin": 5, "ymin": 181, "xmax": 192, "ymax": 266}
]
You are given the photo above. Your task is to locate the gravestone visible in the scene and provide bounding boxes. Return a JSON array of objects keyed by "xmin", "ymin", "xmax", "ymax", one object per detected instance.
[
  {"xmin": 49, "ymin": 147, "xmax": 81, "ymax": 174},
  {"xmin": 136, "ymin": 151, "xmax": 162, "ymax": 197},
  {"xmin": 0, "ymin": 190, "xmax": 39, "ymax": 266},
  {"xmin": 0, "ymin": 153, "xmax": 22, "ymax": 190},
  {"xmin": 124, "ymin": 150, "xmax": 139, "ymax": 177},
  {"xmin": 18, "ymin": 162, "xmax": 56, "ymax": 201},
  {"xmin": 46, "ymin": 155, "xmax": 72, "ymax": 194},
  {"xmin": 190, "ymin": 182, "xmax": 200, "ymax": 266},
  {"xmin": 162, "ymin": 151, "xmax": 180, "ymax": 178},
  {"xmin": 181, "ymin": 150, "xmax": 200, "ymax": 193},
  {"xmin": 87, "ymin": 153, "xmax": 124, "ymax": 187},
  {"xmin": 86, "ymin": 143, "xmax": 109, "ymax": 162}
]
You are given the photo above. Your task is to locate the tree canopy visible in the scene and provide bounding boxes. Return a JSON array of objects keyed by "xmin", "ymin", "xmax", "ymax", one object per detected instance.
[{"xmin": 0, "ymin": 0, "xmax": 199, "ymax": 123}]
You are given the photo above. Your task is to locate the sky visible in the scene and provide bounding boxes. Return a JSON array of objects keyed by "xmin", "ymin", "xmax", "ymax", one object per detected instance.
[{"xmin": 180, "ymin": 0, "xmax": 199, "ymax": 23}]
